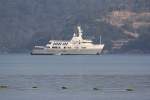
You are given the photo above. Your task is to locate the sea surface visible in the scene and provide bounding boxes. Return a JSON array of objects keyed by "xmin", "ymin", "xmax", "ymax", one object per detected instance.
[{"xmin": 0, "ymin": 54, "xmax": 150, "ymax": 100}]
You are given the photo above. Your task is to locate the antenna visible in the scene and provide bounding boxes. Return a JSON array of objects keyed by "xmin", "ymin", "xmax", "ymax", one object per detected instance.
[
  {"xmin": 100, "ymin": 35, "xmax": 102, "ymax": 44},
  {"xmin": 77, "ymin": 26, "xmax": 83, "ymax": 37}
]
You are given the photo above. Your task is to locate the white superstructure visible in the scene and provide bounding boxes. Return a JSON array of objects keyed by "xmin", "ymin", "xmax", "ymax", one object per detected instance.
[{"xmin": 31, "ymin": 26, "xmax": 104, "ymax": 55}]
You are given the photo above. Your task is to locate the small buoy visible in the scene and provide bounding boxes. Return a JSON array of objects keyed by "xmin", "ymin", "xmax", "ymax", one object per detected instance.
[
  {"xmin": 32, "ymin": 86, "xmax": 38, "ymax": 88},
  {"xmin": 61, "ymin": 86, "xmax": 67, "ymax": 89},
  {"xmin": 0, "ymin": 85, "xmax": 8, "ymax": 88},
  {"xmin": 126, "ymin": 88, "xmax": 133, "ymax": 91},
  {"xmin": 93, "ymin": 88, "xmax": 99, "ymax": 91}
]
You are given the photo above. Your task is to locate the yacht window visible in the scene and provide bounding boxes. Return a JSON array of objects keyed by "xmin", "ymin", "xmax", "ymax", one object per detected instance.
[{"xmin": 52, "ymin": 47, "xmax": 57, "ymax": 48}]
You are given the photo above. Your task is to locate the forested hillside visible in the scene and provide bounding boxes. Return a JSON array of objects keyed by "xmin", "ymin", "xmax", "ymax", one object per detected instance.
[{"xmin": 0, "ymin": 0, "xmax": 149, "ymax": 53}]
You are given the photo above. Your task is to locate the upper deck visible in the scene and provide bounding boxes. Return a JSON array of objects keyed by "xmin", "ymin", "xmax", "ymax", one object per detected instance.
[{"xmin": 43, "ymin": 26, "xmax": 104, "ymax": 49}]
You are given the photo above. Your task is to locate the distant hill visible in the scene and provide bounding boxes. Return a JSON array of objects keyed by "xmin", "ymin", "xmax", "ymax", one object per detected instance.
[
  {"xmin": 103, "ymin": 11, "xmax": 150, "ymax": 53},
  {"xmin": 0, "ymin": 0, "xmax": 149, "ymax": 53}
]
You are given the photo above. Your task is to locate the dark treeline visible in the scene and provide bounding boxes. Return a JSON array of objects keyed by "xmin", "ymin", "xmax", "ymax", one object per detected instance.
[{"xmin": 0, "ymin": 0, "xmax": 149, "ymax": 53}]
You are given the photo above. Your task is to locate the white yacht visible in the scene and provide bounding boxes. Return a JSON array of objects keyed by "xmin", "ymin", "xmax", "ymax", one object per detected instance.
[{"xmin": 31, "ymin": 26, "xmax": 104, "ymax": 55}]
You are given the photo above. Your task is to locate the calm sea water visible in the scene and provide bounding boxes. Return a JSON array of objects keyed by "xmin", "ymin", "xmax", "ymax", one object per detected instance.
[
  {"xmin": 0, "ymin": 54, "xmax": 150, "ymax": 75},
  {"xmin": 0, "ymin": 54, "xmax": 150, "ymax": 100}
]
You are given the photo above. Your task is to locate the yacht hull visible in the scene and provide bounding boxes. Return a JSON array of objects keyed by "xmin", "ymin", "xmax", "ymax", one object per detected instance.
[{"xmin": 31, "ymin": 48, "xmax": 103, "ymax": 55}]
